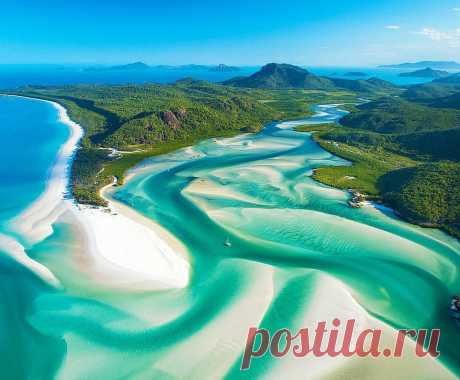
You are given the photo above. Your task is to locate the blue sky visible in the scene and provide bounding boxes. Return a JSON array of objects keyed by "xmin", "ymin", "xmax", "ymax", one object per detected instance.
[{"xmin": 2, "ymin": 0, "xmax": 460, "ymax": 66}]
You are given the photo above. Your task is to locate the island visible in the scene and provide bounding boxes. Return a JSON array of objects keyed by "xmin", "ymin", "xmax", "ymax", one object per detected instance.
[
  {"xmin": 209, "ymin": 64, "xmax": 240, "ymax": 72},
  {"xmin": 399, "ymin": 67, "xmax": 449, "ymax": 78},
  {"xmin": 379, "ymin": 60, "xmax": 460, "ymax": 69},
  {"xmin": 84, "ymin": 62, "xmax": 241, "ymax": 73},
  {"xmin": 84, "ymin": 61, "xmax": 150, "ymax": 72}
]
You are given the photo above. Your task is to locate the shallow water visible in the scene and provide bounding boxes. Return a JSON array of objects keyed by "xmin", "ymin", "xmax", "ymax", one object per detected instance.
[{"xmin": 1, "ymin": 98, "xmax": 459, "ymax": 379}]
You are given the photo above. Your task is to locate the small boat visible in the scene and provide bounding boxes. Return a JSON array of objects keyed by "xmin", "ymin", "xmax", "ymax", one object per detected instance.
[
  {"xmin": 224, "ymin": 237, "xmax": 232, "ymax": 247},
  {"xmin": 450, "ymin": 296, "xmax": 460, "ymax": 327}
]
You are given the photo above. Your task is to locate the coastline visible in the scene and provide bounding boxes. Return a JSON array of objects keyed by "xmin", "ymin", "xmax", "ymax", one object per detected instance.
[
  {"xmin": 3, "ymin": 95, "xmax": 190, "ymax": 290},
  {"xmin": 5, "ymin": 95, "xmax": 84, "ymax": 245},
  {"xmin": 302, "ymin": 117, "xmax": 459, "ymax": 240},
  {"xmin": 0, "ymin": 95, "xmax": 84, "ymax": 286}
]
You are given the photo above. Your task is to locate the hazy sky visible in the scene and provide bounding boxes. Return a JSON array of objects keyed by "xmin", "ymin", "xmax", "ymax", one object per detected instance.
[{"xmin": 2, "ymin": 0, "xmax": 460, "ymax": 66}]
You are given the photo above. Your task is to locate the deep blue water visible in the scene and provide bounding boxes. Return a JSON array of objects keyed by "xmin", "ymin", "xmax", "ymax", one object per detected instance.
[
  {"xmin": 0, "ymin": 64, "xmax": 452, "ymax": 89},
  {"xmin": 0, "ymin": 65, "xmax": 258, "ymax": 89}
]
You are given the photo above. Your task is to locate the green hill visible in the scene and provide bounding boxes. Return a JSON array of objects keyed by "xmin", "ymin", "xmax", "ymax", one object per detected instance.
[
  {"xmin": 224, "ymin": 63, "xmax": 398, "ymax": 93},
  {"xmin": 224, "ymin": 63, "xmax": 335, "ymax": 90},
  {"xmin": 379, "ymin": 162, "xmax": 460, "ymax": 237},
  {"xmin": 403, "ymin": 83, "xmax": 460, "ymax": 102},
  {"xmin": 340, "ymin": 97, "xmax": 459, "ymax": 134},
  {"xmin": 329, "ymin": 77, "xmax": 398, "ymax": 93}
]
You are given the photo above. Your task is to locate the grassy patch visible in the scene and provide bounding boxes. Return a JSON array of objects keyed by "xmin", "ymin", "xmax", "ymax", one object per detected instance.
[
  {"xmin": 313, "ymin": 139, "xmax": 416, "ymax": 195},
  {"xmin": 296, "ymin": 125, "xmax": 417, "ymax": 195}
]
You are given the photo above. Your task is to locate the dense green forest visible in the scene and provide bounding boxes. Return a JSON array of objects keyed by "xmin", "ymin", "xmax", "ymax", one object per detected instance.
[
  {"xmin": 9, "ymin": 80, "xmax": 356, "ymax": 205},
  {"xmin": 299, "ymin": 96, "xmax": 460, "ymax": 238},
  {"xmin": 379, "ymin": 162, "xmax": 460, "ymax": 237}
]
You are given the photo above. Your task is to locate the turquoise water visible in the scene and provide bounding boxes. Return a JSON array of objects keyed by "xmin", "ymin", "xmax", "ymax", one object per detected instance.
[
  {"xmin": 0, "ymin": 96, "xmax": 69, "ymax": 378},
  {"xmin": 0, "ymin": 97, "xmax": 69, "ymax": 225},
  {"xmin": 1, "ymin": 97, "xmax": 459, "ymax": 379}
]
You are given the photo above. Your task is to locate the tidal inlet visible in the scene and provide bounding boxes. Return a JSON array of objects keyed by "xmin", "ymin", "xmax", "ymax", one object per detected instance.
[{"xmin": 1, "ymin": 1, "xmax": 460, "ymax": 379}]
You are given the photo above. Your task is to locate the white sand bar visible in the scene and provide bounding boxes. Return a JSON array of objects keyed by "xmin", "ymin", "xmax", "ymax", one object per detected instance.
[{"xmin": 72, "ymin": 183, "xmax": 190, "ymax": 290}]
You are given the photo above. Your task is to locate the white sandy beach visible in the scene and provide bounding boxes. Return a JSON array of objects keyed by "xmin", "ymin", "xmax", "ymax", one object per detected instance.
[
  {"xmin": 4, "ymin": 95, "xmax": 190, "ymax": 290},
  {"xmin": 8, "ymin": 96, "xmax": 84, "ymax": 245},
  {"xmin": 0, "ymin": 96, "xmax": 84, "ymax": 286},
  {"xmin": 70, "ymin": 181, "xmax": 190, "ymax": 290}
]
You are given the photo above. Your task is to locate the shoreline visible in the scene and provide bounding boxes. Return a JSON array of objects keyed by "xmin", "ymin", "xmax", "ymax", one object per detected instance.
[
  {"xmin": 3, "ymin": 95, "xmax": 190, "ymax": 290},
  {"xmin": 0, "ymin": 95, "xmax": 84, "ymax": 286},
  {"xmin": 301, "ymin": 114, "xmax": 459, "ymax": 240},
  {"xmin": 5, "ymin": 95, "xmax": 84, "ymax": 245},
  {"xmin": 68, "ymin": 177, "xmax": 190, "ymax": 290}
]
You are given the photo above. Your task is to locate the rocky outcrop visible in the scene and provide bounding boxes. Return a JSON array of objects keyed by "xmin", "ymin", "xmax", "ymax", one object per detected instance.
[{"xmin": 160, "ymin": 110, "xmax": 181, "ymax": 130}]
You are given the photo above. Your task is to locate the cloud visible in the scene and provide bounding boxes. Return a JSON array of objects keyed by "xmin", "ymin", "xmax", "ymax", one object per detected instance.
[
  {"xmin": 453, "ymin": 7, "xmax": 460, "ymax": 11},
  {"xmin": 385, "ymin": 25, "xmax": 401, "ymax": 30},
  {"xmin": 412, "ymin": 27, "xmax": 460, "ymax": 47},
  {"xmin": 413, "ymin": 28, "xmax": 454, "ymax": 41}
]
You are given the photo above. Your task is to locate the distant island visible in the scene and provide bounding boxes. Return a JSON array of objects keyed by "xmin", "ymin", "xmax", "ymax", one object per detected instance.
[
  {"xmin": 209, "ymin": 64, "xmax": 240, "ymax": 72},
  {"xmin": 380, "ymin": 61, "xmax": 460, "ymax": 69},
  {"xmin": 399, "ymin": 67, "xmax": 449, "ymax": 78},
  {"xmin": 85, "ymin": 61, "xmax": 150, "ymax": 72},
  {"xmin": 85, "ymin": 62, "xmax": 241, "ymax": 73},
  {"xmin": 344, "ymin": 72, "xmax": 367, "ymax": 77}
]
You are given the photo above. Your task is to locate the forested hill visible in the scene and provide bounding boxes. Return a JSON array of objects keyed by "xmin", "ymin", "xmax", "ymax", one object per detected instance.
[
  {"xmin": 224, "ymin": 63, "xmax": 399, "ymax": 93},
  {"xmin": 223, "ymin": 63, "xmax": 335, "ymax": 90},
  {"xmin": 308, "ymin": 96, "xmax": 460, "ymax": 238},
  {"xmin": 8, "ymin": 80, "xmax": 357, "ymax": 205},
  {"xmin": 340, "ymin": 97, "xmax": 459, "ymax": 134}
]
